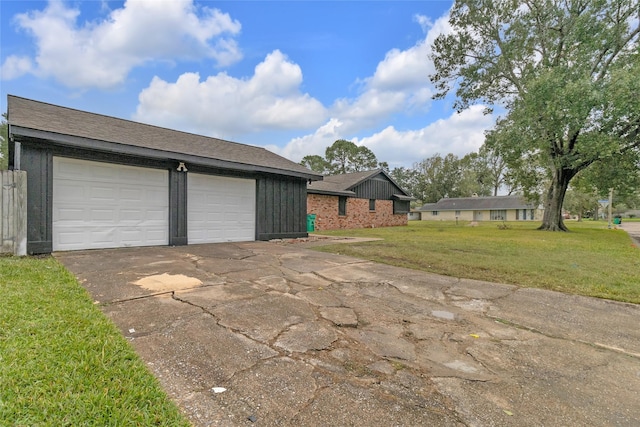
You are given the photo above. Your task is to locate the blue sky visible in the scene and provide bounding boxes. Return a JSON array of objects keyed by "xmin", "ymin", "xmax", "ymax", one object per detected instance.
[{"xmin": 1, "ymin": 0, "xmax": 496, "ymax": 169}]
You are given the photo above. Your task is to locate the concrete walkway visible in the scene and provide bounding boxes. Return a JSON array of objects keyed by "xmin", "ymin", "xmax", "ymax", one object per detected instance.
[
  {"xmin": 56, "ymin": 241, "xmax": 640, "ymax": 426},
  {"xmin": 620, "ymin": 221, "xmax": 640, "ymax": 246}
]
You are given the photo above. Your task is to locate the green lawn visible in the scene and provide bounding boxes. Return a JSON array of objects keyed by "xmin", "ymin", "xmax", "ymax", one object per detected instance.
[
  {"xmin": 313, "ymin": 220, "xmax": 640, "ymax": 303},
  {"xmin": 0, "ymin": 256, "xmax": 191, "ymax": 426}
]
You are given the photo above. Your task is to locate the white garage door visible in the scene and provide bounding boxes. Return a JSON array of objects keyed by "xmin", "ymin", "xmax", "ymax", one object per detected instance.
[
  {"xmin": 188, "ymin": 173, "xmax": 256, "ymax": 244},
  {"xmin": 53, "ymin": 157, "xmax": 169, "ymax": 251}
]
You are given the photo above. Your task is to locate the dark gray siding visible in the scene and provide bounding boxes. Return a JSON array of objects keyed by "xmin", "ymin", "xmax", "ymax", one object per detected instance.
[
  {"xmin": 21, "ymin": 145, "xmax": 53, "ymax": 254},
  {"xmin": 352, "ymin": 174, "xmax": 402, "ymax": 200},
  {"xmin": 256, "ymin": 176, "xmax": 307, "ymax": 240},
  {"xmin": 169, "ymin": 169, "xmax": 188, "ymax": 246},
  {"xmin": 15, "ymin": 136, "xmax": 310, "ymax": 253}
]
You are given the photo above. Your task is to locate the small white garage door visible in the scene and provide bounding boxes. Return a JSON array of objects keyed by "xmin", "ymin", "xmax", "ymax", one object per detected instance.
[
  {"xmin": 188, "ymin": 173, "xmax": 256, "ymax": 244},
  {"xmin": 53, "ymin": 157, "xmax": 169, "ymax": 251}
]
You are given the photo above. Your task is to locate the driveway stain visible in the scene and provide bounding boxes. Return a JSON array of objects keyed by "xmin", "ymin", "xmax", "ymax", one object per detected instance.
[
  {"xmin": 56, "ymin": 242, "xmax": 640, "ymax": 426},
  {"xmin": 133, "ymin": 273, "xmax": 203, "ymax": 292}
]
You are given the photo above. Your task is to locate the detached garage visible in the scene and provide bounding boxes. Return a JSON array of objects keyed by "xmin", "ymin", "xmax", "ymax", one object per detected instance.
[{"xmin": 7, "ymin": 95, "xmax": 321, "ymax": 254}]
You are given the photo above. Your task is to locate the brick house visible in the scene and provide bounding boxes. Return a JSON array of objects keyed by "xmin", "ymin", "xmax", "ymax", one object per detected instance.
[{"xmin": 307, "ymin": 169, "xmax": 413, "ymax": 231}]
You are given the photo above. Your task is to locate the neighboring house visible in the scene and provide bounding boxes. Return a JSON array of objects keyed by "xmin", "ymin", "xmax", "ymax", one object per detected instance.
[
  {"xmin": 418, "ymin": 195, "xmax": 543, "ymax": 222},
  {"xmin": 407, "ymin": 211, "xmax": 422, "ymax": 221},
  {"xmin": 7, "ymin": 95, "xmax": 322, "ymax": 254},
  {"xmin": 307, "ymin": 169, "xmax": 413, "ymax": 231}
]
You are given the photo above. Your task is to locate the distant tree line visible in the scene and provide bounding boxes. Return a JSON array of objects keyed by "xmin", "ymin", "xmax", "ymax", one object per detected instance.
[
  {"xmin": 301, "ymin": 139, "xmax": 639, "ymax": 214},
  {"xmin": 301, "ymin": 140, "xmax": 515, "ymax": 206},
  {"xmin": 389, "ymin": 146, "xmax": 514, "ymax": 205}
]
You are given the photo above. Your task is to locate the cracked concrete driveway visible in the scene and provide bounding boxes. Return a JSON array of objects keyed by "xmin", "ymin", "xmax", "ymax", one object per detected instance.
[{"xmin": 56, "ymin": 241, "xmax": 640, "ymax": 426}]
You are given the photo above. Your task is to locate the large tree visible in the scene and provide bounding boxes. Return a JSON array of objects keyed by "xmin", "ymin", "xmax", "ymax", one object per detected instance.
[
  {"xmin": 325, "ymin": 139, "xmax": 380, "ymax": 174},
  {"xmin": 300, "ymin": 154, "xmax": 330, "ymax": 174},
  {"xmin": 390, "ymin": 166, "xmax": 421, "ymax": 202},
  {"xmin": 414, "ymin": 153, "xmax": 464, "ymax": 202},
  {"xmin": 430, "ymin": 0, "xmax": 640, "ymax": 231},
  {"xmin": 300, "ymin": 140, "xmax": 384, "ymax": 175}
]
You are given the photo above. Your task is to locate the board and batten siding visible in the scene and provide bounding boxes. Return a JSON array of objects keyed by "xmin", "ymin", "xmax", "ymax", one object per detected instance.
[
  {"xmin": 17, "ymin": 144, "xmax": 310, "ymax": 253},
  {"xmin": 352, "ymin": 176, "xmax": 399, "ymax": 200},
  {"xmin": 21, "ymin": 145, "xmax": 54, "ymax": 254},
  {"xmin": 0, "ymin": 170, "xmax": 27, "ymax": 255},
  {"xmin": 256, "ymin": 176, "xmax": 308, "ymax": 240}
]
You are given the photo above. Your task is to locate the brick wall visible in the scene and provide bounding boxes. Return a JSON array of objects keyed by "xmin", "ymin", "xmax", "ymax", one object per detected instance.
[{"xmin": 307, "ymin": 194, "xmax": 407, "ymax": 231}]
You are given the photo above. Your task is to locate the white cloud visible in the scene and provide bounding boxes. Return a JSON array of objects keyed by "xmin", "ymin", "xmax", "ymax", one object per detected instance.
[
  {"xmin": 132, "ymin": 12, "xmax": 456, "ymax": 151},
  {"xmin": 354, "ymin": 105, "xmax": 495, "ymax": 167},
  {"xmin": 271, "ymin": 11, "xmax": 469, "ymax": 166},
  {"xmin": 275, "ymin": 105, "xmax": 495, "ymax": 168},
  {"xmin": 0, "ymin": 55, "xmax": 33, "ymax": 80},
  {"xmin": 327, "ymin": 13, "xmax": 452, "ymax": 135},
  {"xmin": 134, "ymin": 50, "xmax": 328, "ymax": 137},
  {"xmin": 2, "ymin": 0, "xmax": 241, "ymax": 87},
  {"xmin": 271, "ymin": 118, "xmax": 346, "ymax": 161}
]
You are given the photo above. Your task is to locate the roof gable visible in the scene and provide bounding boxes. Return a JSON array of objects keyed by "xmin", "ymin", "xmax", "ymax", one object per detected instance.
[
  {"xmin": 7, "ymin": 95, "xmax": 321, "ymax": 180},
  {"xmin": 307, "ymin": 169, "xmax": 412, "ymax": 198}
]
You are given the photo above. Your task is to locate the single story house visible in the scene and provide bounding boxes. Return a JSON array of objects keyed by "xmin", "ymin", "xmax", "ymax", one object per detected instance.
[
  {"xmin": 418, "ymin": 195, "xmax": 543, "ymax": 222},
  {"xmin": 7, "ymin": 95, "xmax": 322, "ymax": 254},
  {"xmin": 307, "ymin": 169, "xmax": 413, "ymax": 231}
]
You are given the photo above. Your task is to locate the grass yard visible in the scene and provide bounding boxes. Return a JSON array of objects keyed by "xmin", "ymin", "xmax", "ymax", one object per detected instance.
[
  {"xmin": 0, "ymin": 256, "xmax": 191, "ymax": 426},
  {"xmin": 312, "ymin": 220, "xmax": 640, "ymax": 304}
]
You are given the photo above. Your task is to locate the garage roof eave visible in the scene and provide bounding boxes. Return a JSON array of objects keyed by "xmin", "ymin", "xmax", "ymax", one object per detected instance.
[
  {"xmin": 392, "ymin": 194, "xmax": 414, "ymax": 201},
  {"xmin": 11, "ymin": 126, "xmax": 323, "ymax": 181},
  {"xmin": 307, "ymin": 188, "xmax": 356, "ymax": 197}
]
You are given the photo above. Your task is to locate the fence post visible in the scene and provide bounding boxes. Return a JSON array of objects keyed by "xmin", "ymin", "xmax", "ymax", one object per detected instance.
[{"xmin": 1, "ymin": 170, "xmax": 27, "ymax": 256}]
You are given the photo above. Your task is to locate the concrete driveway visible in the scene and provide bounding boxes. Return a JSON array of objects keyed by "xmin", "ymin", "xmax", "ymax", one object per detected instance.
[{"xmin": 56, "ymin": 240, "xmax": 640, "ymax": 426}]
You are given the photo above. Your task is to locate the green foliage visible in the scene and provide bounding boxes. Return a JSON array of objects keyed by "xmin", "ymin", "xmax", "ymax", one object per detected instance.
[
  {"xmin": 0, "ymin": 256, "xmax": 190, "ymax": 426},
  {"xmin": 414, "ymin": 153, "xmax": 463, "ymax": 202},
  {"xmin": 325, "ymin": 139, "xmax": 379, "ymax": 174},
  {"xmin": 406, "ymin": 151, "xmax": 505, "ymax": 204},
  {"xmin": 430, "ymin": 0, "xmax": 640, "ymax": 231},
  {"xmin": 301, "ymin": 140, "xmax": 383, "ymax": 175},
  {"xmin": 563, "ymin": 184, "xmax": 599, "ymax": 220},
  {"xmin": 389, "ymin": 166, "xmax": 421, "ymax": 202},
  {"xmin": 300, "ymin": 154, "xmax": 330, "ymax": 174}
]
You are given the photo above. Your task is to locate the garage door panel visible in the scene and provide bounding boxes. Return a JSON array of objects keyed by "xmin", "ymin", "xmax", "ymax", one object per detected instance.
[
  {"xmin": 91, "ymin": 209, "xmax": 115, "ymax": 222},
  {"xmin": 188, "ymin": 173, "xmax": 255, "ymax": 244},
  {"xmin": 53, "ymin": 158, "xmax": 169, "ymax": 251}
]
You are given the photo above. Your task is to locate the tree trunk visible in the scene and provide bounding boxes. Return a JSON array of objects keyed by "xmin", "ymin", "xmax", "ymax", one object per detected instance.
[{"xmin": 538, "ymin": 167, "xmax": 575, "ymax": 231}]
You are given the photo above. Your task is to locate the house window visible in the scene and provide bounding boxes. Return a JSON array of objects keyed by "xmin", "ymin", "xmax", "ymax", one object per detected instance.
[
  {"xmin": 490, "ymin": 210, "xmax": 507, "ymax": 220},
  {"xmin": 393, "ymin": 200, "xmax": 409, "ymax": 214},
  {"xmin": 432, "ymin": 211, "xmax": 439, "ymax": 216},
  {"xmin": 369, "ymin": 199, "xmax": 376, "ymax": 211},
  {"xmin": 338, "ymin": 196, "xmax": 347, "ymax": 216},
  {"xmin": 455, "ymin": 210, "xmax": 461, "ymax": 216}
]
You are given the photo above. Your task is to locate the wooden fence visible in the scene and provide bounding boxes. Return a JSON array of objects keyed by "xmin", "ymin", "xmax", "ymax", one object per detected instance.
[{"xmin": 1, "ymin": 170, "xmax": 27, "ymax": 256}]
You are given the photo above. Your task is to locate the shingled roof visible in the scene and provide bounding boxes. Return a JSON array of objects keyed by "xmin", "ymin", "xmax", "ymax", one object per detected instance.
[
  {"xmin": 307, "ymin": 169, "xmax": 412, "ymax": 199},
  {"xmin": 418, "ymin": 195, "xmax": 536, "ymax": 211},
  {"xmin": 7, "ymin": 95, "xmax": 322, "ymax": 180}
]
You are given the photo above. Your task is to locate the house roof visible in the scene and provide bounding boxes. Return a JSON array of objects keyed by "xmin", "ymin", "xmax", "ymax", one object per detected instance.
[
  {"xmin": 7, "ymin": 95, "xmax": 322, "ymax": 180},
  {"xmin": 307, "ymin": 169, "xmax": 413, "ymax": 198},
  {"xmin": 418, "ymin": 195, "xmax": 536, "ymax": 211}
]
